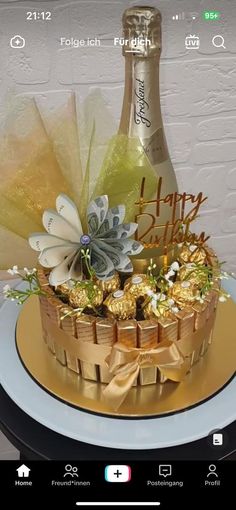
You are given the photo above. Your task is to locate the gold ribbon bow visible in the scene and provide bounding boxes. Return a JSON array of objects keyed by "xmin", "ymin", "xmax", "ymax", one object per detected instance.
[{"xmin": 103, "ymin": 340, "xmax": 190, "ymax": 410}]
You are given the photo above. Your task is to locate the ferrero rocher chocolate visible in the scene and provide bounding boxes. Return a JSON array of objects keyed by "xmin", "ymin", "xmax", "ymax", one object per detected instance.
[
  {"xmin": 104, "ymin": 290, "xmax": 136, "ymax": 320},
  {"xmin": 69, "ymin": 282, "xmax": 103, "ymax": 309},
  {"xmin": 168, "ymin": 281, "xmax": 199, "ymax": 307},
  {"xmin": 178, "ymin": 245, "xmax": 192, "ymax": 264},
  {"xmin": 95, "ymin": 272, "xmax": 120, "ymax": 296},
  {"xmin": 178, "ymin": 244, "xmax": 207, "ymax": 265},
  {"xmin": 178, "ymin": 265, "xmax": 208, "ymax": 287},
  {"xmin": 55, "ymin": 281, "xmax": 74, "ymax": 298},
  {"xmin": 124, "ymin": 274, "xmax": 156, "ymax": 299},
  {"xmin": 189, "ymin": 247, "xmax": 206, "ymax": 265},
  {"xmin": 143, "ymin": 299, "xmax": 171, "ymax": 319}
]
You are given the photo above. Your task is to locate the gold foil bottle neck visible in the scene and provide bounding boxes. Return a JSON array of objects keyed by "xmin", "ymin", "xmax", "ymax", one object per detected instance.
[{"xmin": 122, "ymin": 5, "xmax": 161, "ymax": 57}]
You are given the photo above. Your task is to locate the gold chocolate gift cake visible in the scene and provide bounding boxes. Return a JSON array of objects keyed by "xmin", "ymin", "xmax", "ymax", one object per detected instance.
[{"xmin": 1, "ymin": 6, "xmax": 231, "ymax": 412}]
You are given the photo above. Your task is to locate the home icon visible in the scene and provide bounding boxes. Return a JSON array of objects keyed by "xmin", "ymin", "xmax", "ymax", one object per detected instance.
[{"xmin": 16, "ymin": 464, "xmax": 31, "ymax": 478}]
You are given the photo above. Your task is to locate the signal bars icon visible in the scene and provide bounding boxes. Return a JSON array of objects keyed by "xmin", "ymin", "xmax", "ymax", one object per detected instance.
[{"xmin": 172, "ymin": 12, "xmax": 185, "ymax": 21}]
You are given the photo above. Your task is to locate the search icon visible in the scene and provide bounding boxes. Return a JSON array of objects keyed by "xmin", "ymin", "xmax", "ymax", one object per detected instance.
[{"xmin": 212, "ymin": 35, "xmax": 226, "ymax": 49}]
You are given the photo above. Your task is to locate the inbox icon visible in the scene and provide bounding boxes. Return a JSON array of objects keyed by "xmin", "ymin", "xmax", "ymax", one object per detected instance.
[{"xmin": 159, "ymin": 465, "xmax": 172, "ymax": 478}]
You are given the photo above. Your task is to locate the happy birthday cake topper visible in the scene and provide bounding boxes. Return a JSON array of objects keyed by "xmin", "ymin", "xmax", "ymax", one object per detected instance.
[{"xmin": 135, "ymin": 177, "xmax": 210, "ymax": 256}]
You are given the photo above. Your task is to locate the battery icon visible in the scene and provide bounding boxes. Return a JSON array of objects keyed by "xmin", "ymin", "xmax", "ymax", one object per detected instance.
[{"xmin": 203, "ymin": 11, "xmax": 221, "ymax": 21}]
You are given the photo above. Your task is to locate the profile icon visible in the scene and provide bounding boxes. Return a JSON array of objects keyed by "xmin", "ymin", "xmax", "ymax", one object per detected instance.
[{"xmin": 207, "ymin": 464, "xmax": 218, "ymax": 478}]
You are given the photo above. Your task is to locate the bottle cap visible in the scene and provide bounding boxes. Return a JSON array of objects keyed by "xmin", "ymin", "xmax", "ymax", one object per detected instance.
[{"xmin": 122, "ymin": 6, "xmax": 162, "ymax": 57}]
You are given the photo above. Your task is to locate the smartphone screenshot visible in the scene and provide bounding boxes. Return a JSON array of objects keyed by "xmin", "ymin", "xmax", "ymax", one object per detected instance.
[{"xmin": 0, "ymin": 0, "xmax": 235, "ymax": 507}]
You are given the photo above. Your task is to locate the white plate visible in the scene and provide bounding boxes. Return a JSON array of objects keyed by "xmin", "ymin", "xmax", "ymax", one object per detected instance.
[{"xmin": 0, "ymin": 284, "xmax": 235, "ymax": 450}]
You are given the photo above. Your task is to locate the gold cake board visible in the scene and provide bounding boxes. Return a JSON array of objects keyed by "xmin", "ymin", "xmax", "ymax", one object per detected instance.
[{"xmin": 16, "ymin": 296, "xmax": 236, "ymax": 418}]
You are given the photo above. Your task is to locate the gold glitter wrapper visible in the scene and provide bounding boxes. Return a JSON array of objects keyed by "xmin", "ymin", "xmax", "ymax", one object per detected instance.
[
  {"xmin": 104, "ymin": 290, "xmax": 136, "ymax": 320},
  {"xmin": 95, "ymin": 272, "xmax": 120, "ymax": 296},
  {"xmin": 69, "ymin": 282, "xmax": 103, "ymax": 309},
  {"xmin": 143, "ymin": 299, "xmax": 171, "ymax": 319},
  {"xmin": 55, "ymin": 281, "xmax": 75, "ymax": 299},
  {"xmin": 189, "ymin": 247, "xmax": 207, "ymax": 265},
  {"xmin": 168, "ymin": 281, "xmax": 199, "ymax": 307},
  {"xmin": 124, "ymin": 273, "xmax": 156, "ymax": 300},
  {"xmin": 178, "ymin": 265, "xmax": 208, "ymax": 287},
  {"xmin": 178, "ymin": 245, "xmax": 207, "ymax": 265},
  {"xmin": 178, "ymin": 245, "xmax": 192, "ymax": 264}
]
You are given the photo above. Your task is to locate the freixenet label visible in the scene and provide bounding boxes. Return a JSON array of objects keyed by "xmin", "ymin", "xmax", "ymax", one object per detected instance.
[
  {"xmin": 128, "ymin": 60, "xmax": 168, "ymax": 165},
  {"xmin": 134, "ymin": 78, "xmax": 151, "ymax": 128}
]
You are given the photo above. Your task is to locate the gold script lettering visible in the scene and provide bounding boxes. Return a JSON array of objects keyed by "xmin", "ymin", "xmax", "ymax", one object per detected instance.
[{"xmin": 135, "ymin": 178, "xmax": 210, "ymax": 255}]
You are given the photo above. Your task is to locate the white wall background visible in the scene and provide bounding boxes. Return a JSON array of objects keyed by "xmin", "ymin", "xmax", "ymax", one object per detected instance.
[{"xmin": 0, "ymin": 0, "xmax": 236, "ymax": 271}]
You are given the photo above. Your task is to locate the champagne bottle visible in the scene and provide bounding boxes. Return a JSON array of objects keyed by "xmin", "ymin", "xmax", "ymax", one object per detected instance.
[{"xmin": 119, "ymin": 6, "xmax": 180, "ymax": 271}]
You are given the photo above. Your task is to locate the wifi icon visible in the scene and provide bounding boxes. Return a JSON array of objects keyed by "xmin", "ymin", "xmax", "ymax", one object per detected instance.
[{"xmin": 189, "ymin": 12, "xmax": 199, "ymax": 21}]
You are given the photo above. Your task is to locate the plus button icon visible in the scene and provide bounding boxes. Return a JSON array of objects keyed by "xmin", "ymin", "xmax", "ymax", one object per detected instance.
[
  {"xmin": 105, "ymin": 465, "xmax": 131, "ymax": 483},
  {"xmin": 114, "ymin": 469, "xmax": 122, "ymax": 478}
]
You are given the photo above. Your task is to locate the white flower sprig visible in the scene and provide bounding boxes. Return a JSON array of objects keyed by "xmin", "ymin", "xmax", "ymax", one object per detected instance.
[
  {"xmin": 3, "ymin": 266, "xmax": 47, "ymax": 305},
  {"xmin": 164, "ymin": 261, "xmax": 180, "ymax": 288},
  {"xmin": 145, "ymin": 290, "xmax": 180, "ymax": 316}
]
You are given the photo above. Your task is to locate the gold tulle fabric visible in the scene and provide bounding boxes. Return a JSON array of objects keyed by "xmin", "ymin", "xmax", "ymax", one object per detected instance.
[
  {"xmin": 92, "ymin": 134, "xmax": 157, "ymax": 223},
  {"xmin": 0, "ymin": 92, "xmax": 157, "ymax": 268}
]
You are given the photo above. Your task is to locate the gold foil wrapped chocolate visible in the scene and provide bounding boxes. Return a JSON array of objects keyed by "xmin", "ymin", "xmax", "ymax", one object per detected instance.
[
  {"xmin": 178, "ymin": 245, "xmax": 192, "ymax": 264},
  {"xmin": 104, "ymin": 290, "xmax": 136, "ymax": 320},
  {"xmin": 168, "ymin": 281, "xmax": 199, "ymax": 307},
  {"xmin": 69, "ymin": 282, "xmax": 103, "ymax": 309},
  {"xmin": 189, "ymin": 247, "xmax": 207, "ymax": 265},
  {"xmin": 95, "ymin": 272, "xmax": 120, "ymax": 296},
  {"xmin": 178, "ymin": 244, "xmax": 207, "ymax": 265},
  {"xmin": 143, "ymin": 298, "xmax": 171, "ymax": 319},
  {"xmin": 55, "ymin": 281, "xmax": 74, "ymax": 299},
  {"xmin": 178, "ymin": 264, "xmax": 208, "ymax": 287},
  {"xmin": 124, "ymin": 274, "xmax": 156, "ymax": 299}
]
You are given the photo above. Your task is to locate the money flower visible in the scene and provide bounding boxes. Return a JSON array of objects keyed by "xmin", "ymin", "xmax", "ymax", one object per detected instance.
[{"xmin": 29, "ymin": 194, "xmax": 143, "ymax": 286}]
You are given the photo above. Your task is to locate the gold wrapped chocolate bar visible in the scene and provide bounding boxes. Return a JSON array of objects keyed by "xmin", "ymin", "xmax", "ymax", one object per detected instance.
[
  {"xmin": 124, "ymin": 274, "xmax": 156, "ymax": 299},
  {"xmin": 104, "ymin": 290, "xmax": 136, "ymax": 320}
]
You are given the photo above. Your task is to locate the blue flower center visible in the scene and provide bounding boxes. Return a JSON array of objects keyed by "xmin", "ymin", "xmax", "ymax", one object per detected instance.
[{"xmin": 80, "ymin": 234, "xmax": 91, "ymax": 246}]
